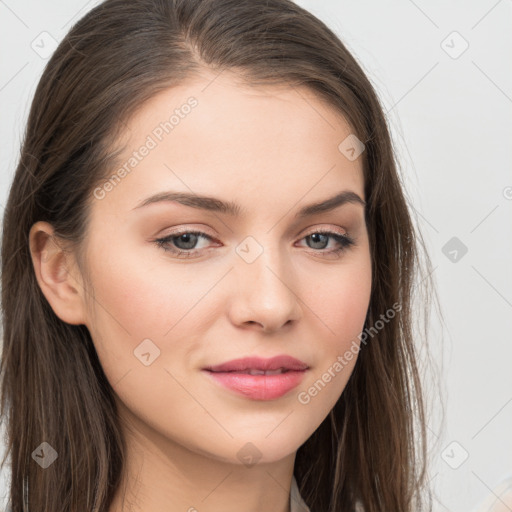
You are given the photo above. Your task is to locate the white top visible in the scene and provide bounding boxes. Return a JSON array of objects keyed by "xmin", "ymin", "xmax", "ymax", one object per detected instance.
[
  {"xmin": 290, "ymin": 475, "xmax": 311, "ymax": 512},
  {"xmin": 290, "ymin": 474, "xmax": 512, "ymax": 512},
  {"xmin": 290, "ymin": 478, "xmax": 366, "ymax": 512}
]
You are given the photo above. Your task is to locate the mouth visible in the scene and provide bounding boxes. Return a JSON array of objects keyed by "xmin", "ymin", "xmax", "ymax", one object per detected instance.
[
  {"xmin": 208, "ymin": 368, "xmax": 293, "ymax": 375},
  {"xmin": 202, "ymin": 355, "xmax": 309, "ymax": 400}
]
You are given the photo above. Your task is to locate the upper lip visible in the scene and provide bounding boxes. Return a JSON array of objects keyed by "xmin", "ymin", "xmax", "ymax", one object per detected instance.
[{"xmin": 203, "ymin": 355, "xmax": 309, "ymax": 372}]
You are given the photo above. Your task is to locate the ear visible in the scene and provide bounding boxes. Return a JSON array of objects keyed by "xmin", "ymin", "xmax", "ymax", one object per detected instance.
[{"xmin": 28, "ymin": 221, "xmax": 88, "ymax": 326}]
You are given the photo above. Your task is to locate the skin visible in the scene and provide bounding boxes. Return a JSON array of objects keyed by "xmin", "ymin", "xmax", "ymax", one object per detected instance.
[{"xmin": 29, "ymin": 69, "xmax": 372, "ymax": 512}]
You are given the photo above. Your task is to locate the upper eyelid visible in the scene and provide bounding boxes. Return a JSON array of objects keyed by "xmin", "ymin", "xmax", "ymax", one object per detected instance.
[
  {"xmin": 157, "ymin": 231, "xmax": 347, "ymax": 248},
  {"xmin": 157, "ymin": 226, "xmax": 351, "ymax": 245},
  {"xmin": 159, "ymin": 223, "xmax": 349, "ymax": 237},
  {"xmin": 302, "ymin": 226, "xmax": 348, "ymax": 236}
]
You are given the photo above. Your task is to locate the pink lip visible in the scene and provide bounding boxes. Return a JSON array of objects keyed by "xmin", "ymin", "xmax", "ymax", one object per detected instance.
[
  {"xmin": 202, "ymin": 355, "xmax": 309, "ymax": 401},
  {"xmin": 203, "ymin": 355, "xmax": 308, "ymax": 372}
]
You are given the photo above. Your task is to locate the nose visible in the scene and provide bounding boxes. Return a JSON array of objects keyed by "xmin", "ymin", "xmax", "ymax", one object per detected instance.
[{"xmin": 227, "ymin": 240, "xmax": 302, "ymax": 333}]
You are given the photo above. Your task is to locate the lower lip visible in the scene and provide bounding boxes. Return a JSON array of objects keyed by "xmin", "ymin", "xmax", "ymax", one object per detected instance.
[{"xmin": 203, "ymin": 370, "xmax": 307, "ymax": 400}]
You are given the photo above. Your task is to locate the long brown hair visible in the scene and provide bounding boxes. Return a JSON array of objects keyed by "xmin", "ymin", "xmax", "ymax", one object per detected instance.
[{"xmin": 0, "ymin": 0, "xmax": 440, "ymax": 510}]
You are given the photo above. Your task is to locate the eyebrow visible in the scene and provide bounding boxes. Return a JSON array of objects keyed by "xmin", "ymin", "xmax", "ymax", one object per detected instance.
[{"xmin": 132, "ymin": 189, "xmax": 366, "ymax": 218}]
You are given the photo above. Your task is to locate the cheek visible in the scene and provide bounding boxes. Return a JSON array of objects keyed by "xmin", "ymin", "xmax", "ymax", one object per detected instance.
[
  {"xmin": 293, "ymin": 261, "xmax": 371, "ymax": 420},
  {"xmin": 306, "ymin": 257, "xmax": 372, "ymax": 347},
  {"xmin": 86, "ymin": 236, "xmax": 211, "ymax": 331},
  {"xmin": 82, "ymin": 240, "xmax": 212, "ymax": 384}
]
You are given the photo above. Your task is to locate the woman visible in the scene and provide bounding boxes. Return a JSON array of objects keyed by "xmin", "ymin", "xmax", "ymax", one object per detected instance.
[{"xmin": 0, "ymin": 0, "xmax": 436, "ymax": 510}]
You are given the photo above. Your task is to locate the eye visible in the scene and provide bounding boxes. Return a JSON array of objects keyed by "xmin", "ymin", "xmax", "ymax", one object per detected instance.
[
  {"xmin": 154, "ymin": 230, "xmax": 216, "ymax": 258},
  {"xmin": 154, "ymin": 228, "xmax": 355, "ymax": 259},
  {"xmin": 297, "ymin": 229, "xmax": 355, "ymax": 257}
]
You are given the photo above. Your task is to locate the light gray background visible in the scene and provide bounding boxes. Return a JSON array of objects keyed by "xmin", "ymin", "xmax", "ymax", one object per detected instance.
[{"xmin": 1, "ymin": 1, "xmax": 511, "ymax": 511}]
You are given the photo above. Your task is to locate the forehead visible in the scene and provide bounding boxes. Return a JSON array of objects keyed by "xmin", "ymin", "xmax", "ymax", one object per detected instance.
[{"xmin": 94, "ymin": 69, "xmax": 365, "ymax": 216}]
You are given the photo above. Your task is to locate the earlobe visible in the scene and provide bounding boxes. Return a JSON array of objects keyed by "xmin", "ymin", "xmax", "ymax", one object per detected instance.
[{"xmin": 28, "ymin": 221, "xmax": 88, "ymax": 326}]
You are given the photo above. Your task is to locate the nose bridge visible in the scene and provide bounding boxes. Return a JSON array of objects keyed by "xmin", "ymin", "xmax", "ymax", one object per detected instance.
[{"xmin": 230, "ymin": 234, "xmax": 301, "ymax": 330}]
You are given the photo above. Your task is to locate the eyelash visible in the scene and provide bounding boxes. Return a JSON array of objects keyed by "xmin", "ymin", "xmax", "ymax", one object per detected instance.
[{"xmin": 154, "ymin": 228, "xmax": 355, "ymax": 259}]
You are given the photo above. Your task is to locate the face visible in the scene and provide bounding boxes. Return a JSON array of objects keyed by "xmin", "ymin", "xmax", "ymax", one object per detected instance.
[{"xmin": 78, "ymin": 69, "xmax": 372, "ymax": 466}]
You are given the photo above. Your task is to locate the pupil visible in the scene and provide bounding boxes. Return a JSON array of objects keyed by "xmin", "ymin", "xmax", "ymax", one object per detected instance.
[
  {"xmin": 309, "ymin": 233, "xmax": 327, "ymax": 249},
  {"xmin": 175, "ymin": 233, "xmax": 197, "ymax": 249}
]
